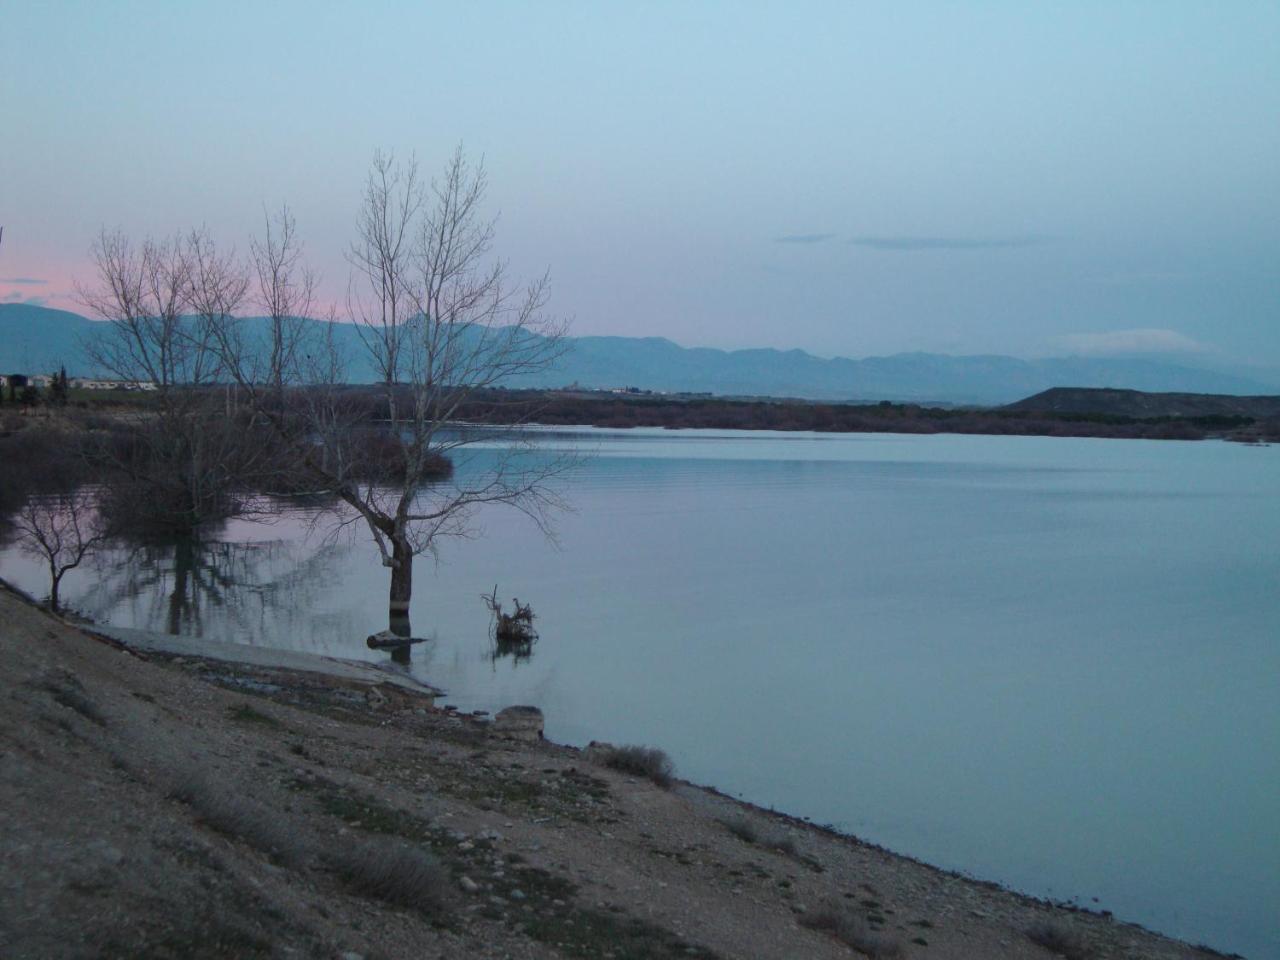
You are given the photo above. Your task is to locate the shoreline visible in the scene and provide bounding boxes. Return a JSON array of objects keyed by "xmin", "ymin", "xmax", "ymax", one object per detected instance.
[{"xmin": 0, "ymin": 579, "xmax": 1245, "ymax": 960}]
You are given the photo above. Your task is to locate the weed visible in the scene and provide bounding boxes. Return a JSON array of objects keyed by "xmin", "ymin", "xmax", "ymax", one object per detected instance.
[
  {"xmin": 596, "ymin": 745, "xmax": 675, "ymax": 788},
  {"xmin": 1026, "ymin": 922, "xmax": 1093, "ymax": 960},
  {"xmin": 523, "ymin": 908, "xmax": 718, "ymax": 959},
  {"xmin": 324, "ymin": 835, "xmax": 451, "ymax": 918},
  {"xmin": 800, "ymin": 905, "xmax": 904, "ymax": 959},
  {"xmin": 227, "ymin": 703, "xmax": 282, "ymax": 728},
  {"xmin": 169, "ymin": 771, "xmax": 311, "ymax": 867},
  {"xmin": 31, "ymin": 671, "xmax": 107, "ymax": 727}
]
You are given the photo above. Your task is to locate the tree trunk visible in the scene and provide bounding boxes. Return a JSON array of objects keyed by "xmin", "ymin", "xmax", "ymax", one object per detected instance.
[
  {"xmin": 388, "ymin": 535, "xmax": 414, "ymax": 664},
  {"xmin": 48, "ymin": 567, "xmax": 62, "ymax": 614}
]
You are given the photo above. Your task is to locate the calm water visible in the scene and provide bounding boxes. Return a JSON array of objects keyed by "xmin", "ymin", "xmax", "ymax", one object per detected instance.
[{"xmin": 4, "ymin": 429, "xmax": 1277, "ymax": 958}]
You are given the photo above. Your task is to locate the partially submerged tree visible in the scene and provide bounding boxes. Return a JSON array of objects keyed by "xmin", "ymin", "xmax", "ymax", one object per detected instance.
[
  {"xmin": 211, "ymin": 148, "xmax": 574, "ymax": 633},
  {"xmin": 79, "ymin": 231, "xmax": 258, "ymax": 532}
]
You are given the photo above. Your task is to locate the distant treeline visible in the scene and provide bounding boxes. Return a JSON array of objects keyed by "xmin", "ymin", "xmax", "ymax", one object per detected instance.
[{"xmin": 452, "ymin": 390, "xmax": 1280, "ymax": 442}]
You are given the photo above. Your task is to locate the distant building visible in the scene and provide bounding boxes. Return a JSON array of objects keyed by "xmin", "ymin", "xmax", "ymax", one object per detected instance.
[
  {"xmin": 68, "ymin": 377, "xmax": 158, "ymax": 391},
  {"xmin": 1, "ymin": 373, "xmax": 157, "ymax": 393}
]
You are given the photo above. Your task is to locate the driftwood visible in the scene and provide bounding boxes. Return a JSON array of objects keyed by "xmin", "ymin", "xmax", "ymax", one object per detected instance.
[
  {"xmin": 482, "ymin": 586, "xmax": 538, "ymax": 646},
  {"xmin": 366, "ymin": 630, "xmax": 430, "ymax": 650}
]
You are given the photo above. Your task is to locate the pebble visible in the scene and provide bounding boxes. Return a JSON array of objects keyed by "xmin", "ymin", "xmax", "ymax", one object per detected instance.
[
  {"xmin": 340, "ymin": 953, "xmax": 364, "ymax": 960},
  {"xmin": 459, "ymin": 876, "xmax": 480, "ymax": 893},
  {"xmin": 510, "ymin": 889, "xmax": 526, "ymax": 901},
  {"xmin": 457, "ymin": 841, "xmax": 474, "ymax": 852}
]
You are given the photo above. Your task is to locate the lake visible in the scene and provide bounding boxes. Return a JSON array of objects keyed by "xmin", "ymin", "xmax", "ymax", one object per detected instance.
[{"xmin": 3, "ymin": 428, "xmax": 1277, "ymax": 958}]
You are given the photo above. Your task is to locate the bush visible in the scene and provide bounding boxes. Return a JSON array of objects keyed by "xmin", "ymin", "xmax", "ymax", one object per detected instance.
[
  {"xmin": 721, "ymin": 816, "xmax": 798, "ymax": 856},
  {"xmin": 800, "ymin": 905, "xmax": 903, "ymax": 958},
  {"xmin": 1026, "ymin": 921, "xmax": 1093, "ymax": 960},
  {"xmin": 324, "ymin": 835, "xmax": 451, "ymax": 917},
  {"xmin": 30, "ymin": 670, "xmax": 107, "ymax": 728},
  {"xmin": 596, "ymin": 744, "xmax": 675, "ymax": 788},
  {"xmin": 170, "ymin": 771, "xmax": 311, "ymax": 867}
]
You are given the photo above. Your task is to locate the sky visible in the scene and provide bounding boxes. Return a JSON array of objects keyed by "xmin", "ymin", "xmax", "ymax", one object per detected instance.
[{"xmin": 2, "ymin": 1, "xmax": 1277, "ymax": 364}]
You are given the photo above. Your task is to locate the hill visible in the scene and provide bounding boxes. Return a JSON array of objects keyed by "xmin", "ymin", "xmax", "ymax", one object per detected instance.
[
  {"xmin": 1005, "ymin": 387, "xmax": 1280, "ymax": 419},
  {"xmin": 3, "ymin": 302, "xmax": 1276, "ymax": 404}
]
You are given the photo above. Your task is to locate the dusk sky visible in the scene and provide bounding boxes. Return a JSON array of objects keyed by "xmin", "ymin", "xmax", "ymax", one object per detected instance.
[{"xmin": 2, "ymin": 1, "xmax": 1277, "ymax": 364}]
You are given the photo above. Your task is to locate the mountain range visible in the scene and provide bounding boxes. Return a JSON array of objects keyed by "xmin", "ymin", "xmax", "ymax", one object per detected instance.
[{"xmin": 3, "ymin": 302, "xmax": 1277, "ymax": 405}]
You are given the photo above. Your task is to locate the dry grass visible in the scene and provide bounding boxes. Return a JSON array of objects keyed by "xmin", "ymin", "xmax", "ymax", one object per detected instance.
[
  {"xmin": 169, "ymin": 771, "xmax": 311, "ymax": 868},
  {"xmin": 722, "ymin": 816, "xmax": 798, "ymax": 856},
  {"xmin": 1027, "ymin": 921, "xmax": 1094, "ymax": 960},
  {"xmin": 800, "ymin": 905, "xmax": 904, "ymax": 959},
  {"xmin": 30, "ymin": 671, "xmax": 107, "ymax": 727},
  {"xmin": 324, "ymin": 835, "xmax": 451, "ymax": 917},
  {"xmin": 597, "ymin": 745, "xmax": 675, "ymax": 788}
]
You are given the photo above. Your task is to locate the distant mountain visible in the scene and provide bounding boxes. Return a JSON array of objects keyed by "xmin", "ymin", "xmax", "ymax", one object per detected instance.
[
  {"xmin": 2, "ymin": 302, "xmax": 1276, "ymax": 405},
  {"xmin": 1005, "ymin": 387, "xmax": 1280, "ymax": 419}
]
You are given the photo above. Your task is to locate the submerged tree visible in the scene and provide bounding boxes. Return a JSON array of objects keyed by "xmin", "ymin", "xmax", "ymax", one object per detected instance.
[{"xmin": 209, "ymin": 147, "xmax": 574, "ymax": 634}]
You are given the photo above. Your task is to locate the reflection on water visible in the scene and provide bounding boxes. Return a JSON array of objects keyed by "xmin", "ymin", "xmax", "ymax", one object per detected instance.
[
  {"xmin": 1, "ymin": 428, "xmax": 1277, "ymax": 959},
  {"xmin": 70, "ymin": 521, "xmax": 357, "ymax": 649}
]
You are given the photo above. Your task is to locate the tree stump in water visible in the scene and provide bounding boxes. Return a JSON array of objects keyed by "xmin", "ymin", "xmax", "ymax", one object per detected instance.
[{"xmin": 482, "ymin": 586, "xmax": 538, "ymax": 645}]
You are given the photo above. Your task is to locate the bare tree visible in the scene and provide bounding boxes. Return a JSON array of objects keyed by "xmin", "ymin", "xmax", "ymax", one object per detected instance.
[
  {"xmin": 212, "ymin": 147, "xmax": 575, "ymax": 633},
  {"xmin": 78, "ymin": 230, "xmax": 254, "ymax": 532},
  {"xmin": 10, "ymin": 489, "xmax": 108, "ymax": 613}
]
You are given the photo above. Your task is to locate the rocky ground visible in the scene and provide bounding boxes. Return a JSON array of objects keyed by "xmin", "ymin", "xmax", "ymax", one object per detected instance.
[{"xmin": 0, "ymin": 583, "xmax": 1235, "ymax": 959}]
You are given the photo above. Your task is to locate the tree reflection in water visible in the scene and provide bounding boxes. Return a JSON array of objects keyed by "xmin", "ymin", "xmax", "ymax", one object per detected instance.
[
  {"xmin": 76, "ymin": 530, "xmax": 358, "ymax": 652},
  {"xmin": 489, "ymin": 630, "xmax": 536, "ymax": 667}
]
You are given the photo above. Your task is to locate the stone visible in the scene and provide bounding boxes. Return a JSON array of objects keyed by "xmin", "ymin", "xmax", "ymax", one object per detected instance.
[
  {"xmin": 492, "ymin": 706, "xmax": 544, "ymax": 740},
  {"xmin": 459, "ymin": 876, "xmax": 480, "ymax": 893}
]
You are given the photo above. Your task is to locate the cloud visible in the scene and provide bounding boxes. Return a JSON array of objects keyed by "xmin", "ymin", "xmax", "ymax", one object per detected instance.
[
  {"xmin": 848, "ymin": 235, "xmax": 1045, "ymax": 251},
  {"xmin": 0, "ymin": 277, "xmax": 47, "ymax": 285},
  {"xmin": 1055, "ymin": 328, "xmax": 1207, "ymax": 357},
  {"xmin": 774, "ymin": 233, "xmax": 836, "ymax": 245}
]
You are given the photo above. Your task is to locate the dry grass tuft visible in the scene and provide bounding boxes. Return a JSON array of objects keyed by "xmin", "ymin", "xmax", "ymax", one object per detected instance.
[
  {"xmin": 170, "ymin": 771, "xmax": 311, "ymax": 867},
  {"xmin": 31, "ymin": 671, "xmax": 107, "ymax": 727},
  {"xmin": 324, "ymin": 835, "xmax": 451, "ymax": 917},
  {"xmin": 800, "ymin": 905, "xmax": 904, "ymax": 958},
  {"xmin": 722, "ymin": 816, "xmax": 798, "ymax": 856},
  {"xmin": 597, "ymin": 745, "xmax": 675, "ymax": 788},
  {"xmin": 1027, "ymin": 921, "xmax": 1094, "ymax": 960}
]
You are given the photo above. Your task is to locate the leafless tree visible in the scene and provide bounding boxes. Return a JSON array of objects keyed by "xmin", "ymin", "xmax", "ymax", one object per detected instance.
[
  {"xmin": 78, "ymin": 230, "xmax": 258, "ymax": 532},
  {"xmin": 211, "ymin": 147, "xmax": 576, "ymax": 632},
  {"xmin": 10, "ymin": 489, "xmax": 108, "ymax": 613}
]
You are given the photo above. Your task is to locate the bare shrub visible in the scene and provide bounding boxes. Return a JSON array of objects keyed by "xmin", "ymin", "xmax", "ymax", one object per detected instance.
[
  {"xmin": 30, "ymin": 671, "xmax": 107, "ymax": 727},
  {"xmin": 1027, "ymin": 921, "xmax": 1093, "ymax": 960},
  {"xmin": 721, "ymin": 816, "xmax": 799, "ymax": 856},
  {"xmin": 596, "ymin": 745, "xmax": 675, "ymax": 788},
  {"xmin": 324, "ymin": 835, "xmax": 451, "ymax": 917},
  {"xmin": 169, "ymin": 771, "xmax": 311, "ymax": 867},
  {"xmin": 723, "ymin": 816, "xmax": 758, "ymax": 844},
  {"xmin": 800, "ymin": 905, "xmax": 904, "ymax": 958}
]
